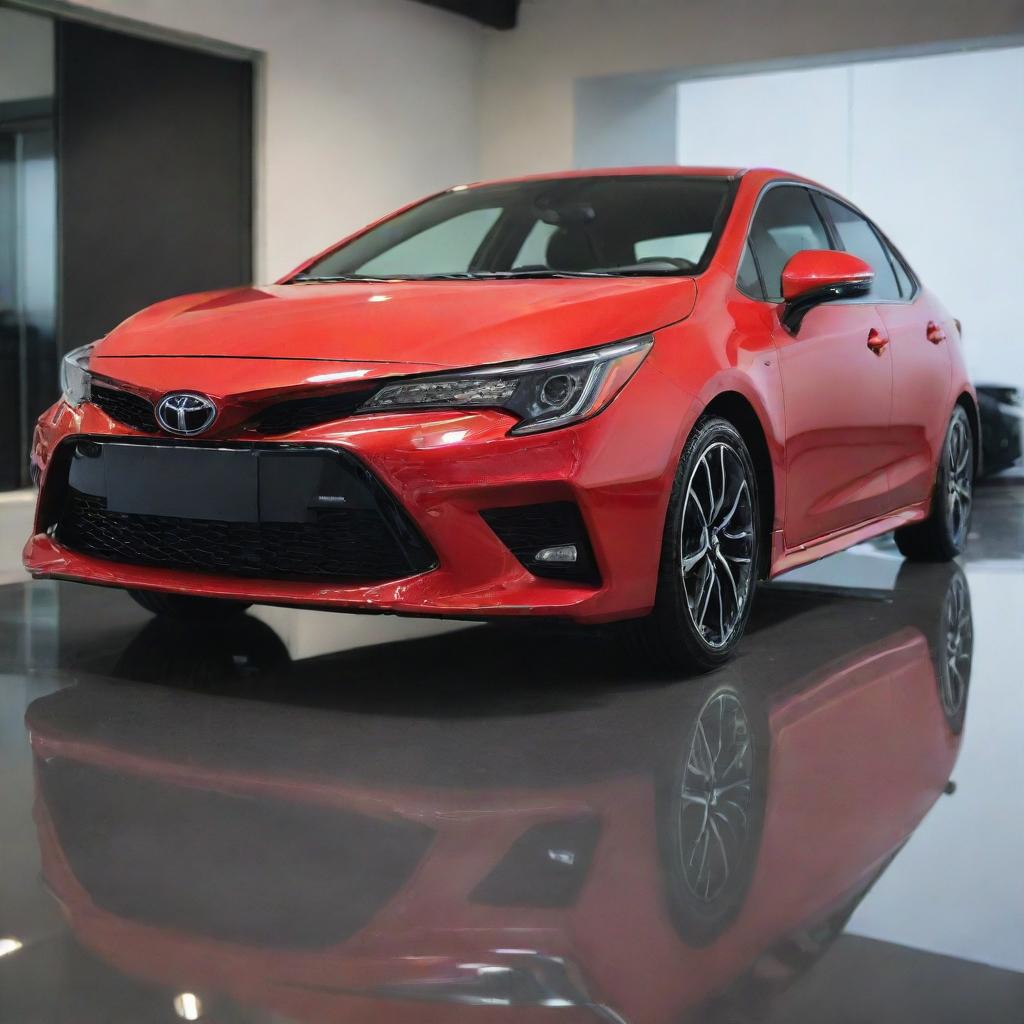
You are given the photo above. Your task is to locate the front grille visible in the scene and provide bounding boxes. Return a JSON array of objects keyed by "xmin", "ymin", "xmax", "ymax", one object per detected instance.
[
  {"xmin": 48, "ymin": 441, "xmax": 436, "ymax": 583},
  {"xmin": 91, "ymin": 385, "xmax": 158, "ymax": 433},
  {"xmin": 481, "ymin": 501, "xmax": 600, "ymax": 585},
  {"xmin": 58, "ymin": 490, "xmax": 422, "ymax": 581},
  {"xmin": 38, "ymin": 756, "xmax": 434, "ymax": 950},
  {"xmin": 251, "ymin": 385, "xmax": 379, "ymax": 435}
]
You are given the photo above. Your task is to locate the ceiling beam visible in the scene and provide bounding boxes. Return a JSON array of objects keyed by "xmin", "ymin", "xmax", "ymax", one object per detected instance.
[{"xmin": 413, "ymin": 1, "xmax": 519, "ymax": 30}]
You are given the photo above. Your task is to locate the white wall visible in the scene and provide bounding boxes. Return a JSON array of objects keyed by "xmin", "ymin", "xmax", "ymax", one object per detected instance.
[
  {"xmin": 62, "ymin": 0, "xmax": 484, "ymax": 280},
  {"xmin": 0, "ymin": 7, "xmax": 53, "ymax": 102},
  {"xmin": 676, "ymin": 47, "xmax": 1024, "ymax": 388},
  {"xmin": 480, "ymin": 0, "xmax": 1024, "ymax": 179}
]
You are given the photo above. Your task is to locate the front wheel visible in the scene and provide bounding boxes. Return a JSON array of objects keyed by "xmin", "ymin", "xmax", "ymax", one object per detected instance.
[
  {"xmin": 895, "ymin": 406, "xmax": 974, "ymax": 562},
  {"xmin": 633, "ymin": 416, "xmax": 760, "ymax": 673}
]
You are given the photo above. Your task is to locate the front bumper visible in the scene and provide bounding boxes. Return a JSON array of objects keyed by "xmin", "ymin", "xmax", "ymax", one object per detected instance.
[{"xmin": 25, "ymin": 360, "xmax": 698, "ymax": 623}]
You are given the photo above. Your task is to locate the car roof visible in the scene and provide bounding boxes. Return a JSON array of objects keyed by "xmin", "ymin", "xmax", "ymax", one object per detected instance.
[{"xmin": 458, "ymin": 166, "xmax": 821, "ymax": 190}]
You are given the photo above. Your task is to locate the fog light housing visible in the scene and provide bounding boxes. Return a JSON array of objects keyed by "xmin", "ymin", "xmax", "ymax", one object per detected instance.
[
  {"xmin": 480, "ymin": 503, "xmax": 599, "ymax": 585},
  {"xmin": 535, "ymin": 544, "xmax": 578, "ymax": 563}
]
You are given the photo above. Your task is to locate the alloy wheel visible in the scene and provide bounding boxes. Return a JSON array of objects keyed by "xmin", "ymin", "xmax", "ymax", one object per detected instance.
[
  {"xmin": 681, "ymin": 442, "xmax": 755, "ymax": 649},
  {"xmin": 945, "ymin": 414, "xmax": 973, "ymax": 549},
  {"xmin": 677, "ymin": 690, "xmax": 754, "ymax": 902},
  {"xmin": 941, "ymin": 572, "xmax": 973, "ymax": 719}
]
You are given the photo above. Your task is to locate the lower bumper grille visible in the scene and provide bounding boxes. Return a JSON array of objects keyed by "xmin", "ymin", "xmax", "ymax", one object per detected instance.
[
  {"xmin": 481, "ymin": 501, "xmax": 600, "ymax": 585},
  {"xmin": 59, "ymin": 491, "xmax": 419, "ymax": 580},
  {"xmin": 49, "ymin": 440, "xmax": 436, "ymax": 583}
]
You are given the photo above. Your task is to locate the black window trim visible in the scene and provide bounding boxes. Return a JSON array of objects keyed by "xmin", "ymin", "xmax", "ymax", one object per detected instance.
[{"xmin": 735, "ymin": 178, "xmax": 920, "ymax": 306}]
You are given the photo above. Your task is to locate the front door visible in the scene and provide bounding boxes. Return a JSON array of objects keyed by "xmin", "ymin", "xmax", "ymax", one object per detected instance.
[
  {"xmin": 746, "ymin": 185, "xmax": 894, "ymax": 548},
  {"xmin": 773, "ymin": 302, "xmax": 894, "ymax": 546}
]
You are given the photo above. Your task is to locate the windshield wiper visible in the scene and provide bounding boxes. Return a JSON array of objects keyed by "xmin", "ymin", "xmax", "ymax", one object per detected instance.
[
  {"xmin": 413, "ymin": 269, "xmax": 623, "ymax": 280},
  {"xmin": 293, "ymin": 268, "xmax": 685, "ymax": 284},
  {"xmin": 292, "ymin": 274, "xmax": 396, "ymax": 283}
]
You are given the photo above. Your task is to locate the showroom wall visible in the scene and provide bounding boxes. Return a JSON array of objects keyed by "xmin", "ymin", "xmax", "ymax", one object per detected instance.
[
  {"xmin": 479, "ymin": 0, "xmax": 1024, "ymax": 178},
  {"xmin": 0, "ymin": 6, "xmax": 52, "ymax": 100},
  {"xmin": 675, "ymin": 47, "xmax": 1024, "ymax": 390},
  {"xmin": 60, "ymin": 0, "xmax": 484, "ymax": 280}
]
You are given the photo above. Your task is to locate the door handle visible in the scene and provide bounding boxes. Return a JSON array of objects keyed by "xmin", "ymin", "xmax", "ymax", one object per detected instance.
[
  {"xmin": 867, "ymin": 328, "xmax": 889, "ymax": 355},
  {"xmin": 926, "ymin": 320, "xmax": 947, "ymax": 344}
]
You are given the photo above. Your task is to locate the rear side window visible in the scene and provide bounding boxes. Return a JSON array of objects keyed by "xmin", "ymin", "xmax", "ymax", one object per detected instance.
[
  {"xmin": 748, "ymin": 186, "xmax": 830, "ymax": 301},
  {"xmin": 819, "ymin": 197, "xmax": 900, "ymax": 300},
  {"xmin": 884, "ymin": 240, "xmax": 915, "ymax": 299}
]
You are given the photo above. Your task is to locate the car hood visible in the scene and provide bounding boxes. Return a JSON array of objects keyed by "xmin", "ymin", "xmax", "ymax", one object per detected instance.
[{"xmin": 94, "ymin": 278, "xmax": 698, "ymax": 368}]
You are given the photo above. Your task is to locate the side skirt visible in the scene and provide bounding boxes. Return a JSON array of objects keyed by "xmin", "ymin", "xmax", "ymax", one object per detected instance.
[{"xmin": 769, "ymin": 500, "xmax": 930, "ymax": 578}]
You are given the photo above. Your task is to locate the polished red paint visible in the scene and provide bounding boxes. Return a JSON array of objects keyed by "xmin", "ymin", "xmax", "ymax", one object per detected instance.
[
  {"xmin": 26, "ymin": 587, "xmax": 963, "ymax": 1023},
  {"xmin": 780, "ymin": 249, "xmax": 873, "ymax": 301},
  {"xmin": 24, "ymin": 167, "xmax": 976, "ymax": 622}
]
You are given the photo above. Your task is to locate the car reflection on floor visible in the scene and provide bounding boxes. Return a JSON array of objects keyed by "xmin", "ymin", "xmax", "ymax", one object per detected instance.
[{"xmin": 24, "ymin": 563, "xmax": 972, "ymax": 1024}]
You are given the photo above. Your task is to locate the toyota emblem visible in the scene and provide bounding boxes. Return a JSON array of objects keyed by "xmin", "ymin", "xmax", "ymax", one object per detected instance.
[{"xmin": 156, "ymin": 392, "xmax": 218, "ymax": 435}]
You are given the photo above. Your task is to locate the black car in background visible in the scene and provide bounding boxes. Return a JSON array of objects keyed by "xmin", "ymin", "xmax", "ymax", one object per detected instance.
[{"xmin": 976, "ymin": 383, "xmax": 1022, "ymax": 478}]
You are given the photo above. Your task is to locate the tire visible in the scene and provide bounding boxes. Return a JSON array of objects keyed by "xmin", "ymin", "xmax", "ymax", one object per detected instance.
[
  {"xmin": 633, "ymin": 416, "xmax": 760, "ymax": 673},
  {"xmin": 895, "ymin": 406, "xmax": 974, "ymax": 562},
  {"xmin": 891, "ymin": 562, "xmax": 973, "ymax": 735},
  {"xmin": 657, "ymin": 683, "xmax": 768, "ymax": 946},
  {"xmin": 127, "ymin": 589, "xmax": 252, "ymax": 620}
]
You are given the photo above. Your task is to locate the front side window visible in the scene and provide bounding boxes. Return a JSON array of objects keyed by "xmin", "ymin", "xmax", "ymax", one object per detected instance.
[
  {"xmin": 819, "ymin": 197, "xmax": 900, "ymax": 300},
  {"xmin": 737, "ymin": 240, "xmax": 763, "ymax": 298},
  {"xmin": 747, "ymin": 186, "xmax": 830, "ymax": 301},
  {"xmin": 295, "ymin": 176, "xmax": 732, "ymax": 281}
]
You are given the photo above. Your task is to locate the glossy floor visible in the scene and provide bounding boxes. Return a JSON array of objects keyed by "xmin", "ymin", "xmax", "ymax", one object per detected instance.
[{"xmin": 1, "ymin": 479, "xmax": 1022, "ymax": 1024}]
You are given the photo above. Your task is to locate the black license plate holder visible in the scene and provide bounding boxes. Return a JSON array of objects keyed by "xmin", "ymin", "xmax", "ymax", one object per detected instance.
[{"xmin": 103, "ymin": 444, "xmax": 259, "ymax": 521}]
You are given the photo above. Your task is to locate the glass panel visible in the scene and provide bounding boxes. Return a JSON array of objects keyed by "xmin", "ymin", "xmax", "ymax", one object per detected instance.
[
  {"xmin": 0, "ymin": 7, "xmax": 56, "ymax": 491},
  {"xmin": 821, "ymin": 196, "xmax": 900, "ymax": 301},
  {"xmin": 749, "ymin": 186, "xmax": 830, "ymax": 301}
]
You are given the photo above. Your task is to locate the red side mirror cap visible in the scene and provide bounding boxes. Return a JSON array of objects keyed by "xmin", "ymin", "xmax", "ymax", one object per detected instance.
[{"xmin": 781, "ymin": 250, "xmax": 874, "ymax": 302}]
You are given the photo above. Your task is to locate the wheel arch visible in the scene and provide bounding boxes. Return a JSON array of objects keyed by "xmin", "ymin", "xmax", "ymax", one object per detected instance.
[{"xmin": 702, "ymin": 391, "xmax": 775, "ymax": 580}]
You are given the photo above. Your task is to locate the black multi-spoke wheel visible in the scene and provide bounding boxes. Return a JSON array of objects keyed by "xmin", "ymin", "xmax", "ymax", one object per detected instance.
[
  {"xmin": 938, "ymin": 569, "xmax": 972, "ymax": 732},
  {"xmin": 658, "ymin": 685, "xmax": 766, "ymax": 945},
  {"xmin": 681, "ymin": 442, "xmax": 756, "ymax": 650},
  {"xmin": 677, "ymin": 690, "xmax": 753, "ymax": 901},
  {"xmin": 895, "ymin": 406, "xmax": 974, "ymax": 562},
  {"xmin": 892, "ymin": 561, "xmax": 973, "ymax": 734},
  {"xmin": 635, "ymin": 416, "xmax": 760, "ymax": 672}
]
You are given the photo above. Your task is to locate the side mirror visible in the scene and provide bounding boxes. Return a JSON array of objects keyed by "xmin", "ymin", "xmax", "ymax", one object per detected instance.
[{"xmin": 780, "ymin": 250, "xmax": 873, "ymax": 334}]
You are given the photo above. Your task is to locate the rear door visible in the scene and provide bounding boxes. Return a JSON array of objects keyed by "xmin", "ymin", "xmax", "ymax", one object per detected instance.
[
  {"xmin": 823, "ymin": 200, "xmax": 952, "ymax": 512},
  {"xmin": 746, "ymin": 185, "xmax": 894, "ymax": 547}
]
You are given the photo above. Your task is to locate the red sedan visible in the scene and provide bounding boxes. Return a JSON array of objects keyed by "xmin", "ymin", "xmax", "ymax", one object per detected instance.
[{"xmin": 24, "ymin": 167, "xmax": 977, "ymax": 669}]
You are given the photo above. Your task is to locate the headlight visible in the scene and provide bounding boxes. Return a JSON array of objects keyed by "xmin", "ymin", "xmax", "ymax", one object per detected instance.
[
  {"xmin": 359, "ymin": 335, "xmax": 653, "ymax": 434},
  {"xmin": 61, "ymin": 342, "xmax": 96, "ymax": 406}
]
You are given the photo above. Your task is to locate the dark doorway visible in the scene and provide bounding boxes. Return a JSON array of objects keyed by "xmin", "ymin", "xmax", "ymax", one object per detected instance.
[{"xmin": 57, "ymin": 20, "xmax": 253, "ymax": 356}]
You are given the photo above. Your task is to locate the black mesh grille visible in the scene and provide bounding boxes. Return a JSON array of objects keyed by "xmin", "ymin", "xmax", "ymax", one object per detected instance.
[
  {"xmin": 481, "ymin": 501, "xmax": 600, "ymax": 584},
  {"xmin": 38, "ymin": 756, "xmax": 434, "ymax": 950},
  {"xmin": 57, "ymin": 490, "xmax": 425, "ymax": 581},
  {"xmin": 251, "ymin": 386, "xmax": 379, "ymax": 435},
  {"xmin": 91, "ymin": 385, "xmax": 158, "ymax": 433}
]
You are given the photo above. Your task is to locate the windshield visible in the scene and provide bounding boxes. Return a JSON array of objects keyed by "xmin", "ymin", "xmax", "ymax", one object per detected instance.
[{"xmin": 295, "ymin": 175, "xmax": 733, "ymax": 281}]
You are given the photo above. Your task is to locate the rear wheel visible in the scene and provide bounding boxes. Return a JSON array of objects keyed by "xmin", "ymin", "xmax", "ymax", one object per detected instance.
[
  {"xmin": 895, "ymin": 406, "xmax": 974, "ymax": 561},
  {"xmin": 128, "ymin": 589, "xmax": 252, "ymax": 620},
  {"xmin": 634, "ymin": 417, "xmax": 760, "ymax": 673}
]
